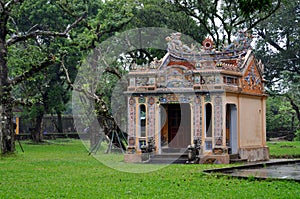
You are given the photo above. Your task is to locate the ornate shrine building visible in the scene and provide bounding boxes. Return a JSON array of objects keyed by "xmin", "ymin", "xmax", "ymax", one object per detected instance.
[{"xmin": 124, "ymin": 32, "xmax": 269, "ymax": 163}]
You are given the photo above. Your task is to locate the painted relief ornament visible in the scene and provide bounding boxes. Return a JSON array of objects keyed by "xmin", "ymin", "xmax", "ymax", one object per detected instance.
[
  {"xmin": 166, "ymin": 32, "xmax": 195, "ymax": 53},
  {"xmin": 129, "ymin": 97, "xmax": 135, "ymax": 105},
  {"xmin": 224, "ymin": 30, "xmax": 252, "ymax": 52},
  {"xmin": 148, "ymin": 97, "xmax": 155, "ymax": 105}
]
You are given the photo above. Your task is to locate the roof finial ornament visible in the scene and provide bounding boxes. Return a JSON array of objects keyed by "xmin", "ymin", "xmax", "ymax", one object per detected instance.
[
  {"xmin": 202, "ymin": 37, "xmax": 214, "ymax": 51},
  {"xmin": 224, "ymin": 30, "xmax": 253, "ymax": 52}
]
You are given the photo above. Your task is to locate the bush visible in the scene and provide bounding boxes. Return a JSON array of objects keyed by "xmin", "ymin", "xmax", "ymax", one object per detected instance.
[{"xmin": 294, "ymin": 130, "xmax": 300, "ymax": 141}]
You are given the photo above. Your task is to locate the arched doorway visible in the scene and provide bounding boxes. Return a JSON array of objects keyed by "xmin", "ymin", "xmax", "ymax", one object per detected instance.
[{"xmin": 204, "ymin": 103, "xmax": 213, "ymax": 150}]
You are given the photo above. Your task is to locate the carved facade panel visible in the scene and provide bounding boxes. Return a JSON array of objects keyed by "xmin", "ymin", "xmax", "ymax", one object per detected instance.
[
  {"xmin": 147, "ymin": 100, "xmax": 156, "ymax": 138},
  {"xmin": 128, "ymin": 97, "xmax": 136, "ymax": 137},
  {"xmin": 136, "ymin": 77, "xmax": 148, "ymax": 87},
  {"xmin": 214, "ymin": 96, "xmax": 223, "ymax": 146},
  {"xmin": 158, "ymin": 93, "xmax": 193, "ymax": 104},
  {"xmin": 194, "ymin": 95, "xmax": 202, "ymax": 138},
  {"xmin": 157, "ymin": 66, "xmax": 194, "ymax": 88}
]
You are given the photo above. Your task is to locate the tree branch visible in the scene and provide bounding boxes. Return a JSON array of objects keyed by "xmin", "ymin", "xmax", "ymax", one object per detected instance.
[
  {"xmin": 86, "ymin": 18, "xmax": 133, "ymax": 50},
  {"xmin": 60, "ymin": 58, "xmax": 113, "ymax": 120},
  {"xmin": 247, "ymin": 0, "xmax": 281, "ymax": 30},
  {"xmin": 6, "ymin": 12, "xmax": 87, "ymax": 46},
  {"xmin": 104, "ymin": 67, "xmax": 122, "ymax": 79},
  {"xmin": 173, "ymin": 0, "xmax": 215, "ymax": 43},
  {"xmin": 4, "ymin": 0, "xmax": 24, "ymax": 11},
  {"xmin": 286, "ymin": 95, "xmax": 300, "ymax": 123},
  {"xmin": 12, "ymin": 97, "xmax": 33, "ymax": 107},
  {"xmin": 8, "ymin": 55, "xmax": 56, "ymax": 86},
  {"xmin": 61, "ymin": 58, "xmax": 101, "ymax": 101},
  {"xmin": 257, "ymin": 30, "xmax": 285, "ymax": 52},
  {"xmin": 56, "ymin": 3, "xmax": 94, "ymax": 31}
]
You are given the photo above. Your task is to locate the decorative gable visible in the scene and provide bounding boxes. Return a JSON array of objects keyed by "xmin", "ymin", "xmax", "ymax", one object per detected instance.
[{"xmin": 241, "ymin": 58, "xmax": 264, "ymax": 94}]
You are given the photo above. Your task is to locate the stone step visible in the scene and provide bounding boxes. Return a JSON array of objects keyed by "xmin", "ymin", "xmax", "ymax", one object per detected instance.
[
  {"xmin": 162, "ymin": 148, "xmax": 188, "ymax": 153},
  {"xmin": 229, "ymin": 154, "xmax": 239, "ymax": 159},
  {"xmin": 230, "ymin": 158, "xmax": 248, "ymax": 163},
  {"xmin": 146, "ymin": 158, "xmax": 187, "ymax": 164},
  {"xmin": 229, "ymin": 153, "xmax": 247, "ymax": 163},
  {"xmin": 150, "ymin": 153, "xmax": 188, "ymax": 158},
  {"xmin": 145, "ymin": 153, "xmax": 189, "ymax": 164}
]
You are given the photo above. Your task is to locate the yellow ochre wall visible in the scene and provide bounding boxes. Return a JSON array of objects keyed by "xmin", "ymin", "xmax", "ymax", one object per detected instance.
[
  {"xmin": 226, "ymin": 93, "xmax": 267, "ymax": 148},
  {"xmin": 239, "ymin": 95, "xmax": 265, "ymax": 147}
]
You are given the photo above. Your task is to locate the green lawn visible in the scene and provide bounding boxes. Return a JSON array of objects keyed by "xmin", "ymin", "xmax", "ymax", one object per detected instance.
[
  {"xmin": 268, "ymin": 141, "xmax": 300, "ymax": 158},
  {"xmin": 0, "ymin": 139, "xmax": 299, "ymax": 199}
]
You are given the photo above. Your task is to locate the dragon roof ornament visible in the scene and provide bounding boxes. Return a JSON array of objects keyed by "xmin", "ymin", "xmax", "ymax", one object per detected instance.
[{"xmin": 166, "ymin": 31, "xmax": 252, "ymax": 60}]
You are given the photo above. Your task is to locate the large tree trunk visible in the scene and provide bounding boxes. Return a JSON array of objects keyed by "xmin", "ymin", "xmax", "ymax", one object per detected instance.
[
  {"xmin": 56, "ymin": 111, "xmax": 63, "ymax": 134},
  {"xmin": 0, "ymin": 11, "xmax": 15, "ymax": 154},
  {"xmin": 0, "ymin": 104, "xmax": 15, "ymax": 154},
  {"xmin": 32, "ymin": 113, "xmax": 44, "ymax": 143},
  {"xmin": 286, "ymin": 95, "xmax": 300, "ymax": 125}
]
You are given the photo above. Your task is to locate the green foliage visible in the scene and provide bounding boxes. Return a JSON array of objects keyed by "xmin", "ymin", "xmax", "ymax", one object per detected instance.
[
  {"xmin": 6, "ymin": 0, "xmax": 136, "ymax": 136},
  {"xmin": 116, "ymin": 0, "xmax": 207, "ymax": 65},
  {"xmin": 0, "ymin": 139, "xmax": 299, "ymax": 198},
  {"xmin": 266, "ymin": 96, "xmax": 299, "ymax": 132},
  {"xmin": 238, "ymin": 0, "xmax": 274, "ymax": 16},
  {"xmin": 130, "ymin": 0, "xmax": 205, "ymax": 42},
  {"xmin": 172, "ymin": 0, "xmax": 281, "ymax": 47},
  {"xmin": 295, "ymin": 130, "xmax": 300, "ymax": 141},
  {"xmin": 255, "ymin": 0, "xmax": 300, "ymax": 128}
]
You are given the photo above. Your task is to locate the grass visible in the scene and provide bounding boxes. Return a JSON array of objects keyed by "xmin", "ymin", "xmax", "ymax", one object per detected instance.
[
  {"xmin": 0, "ymin": 139, "xmax": 299, "ymax": 199},
  {"xmin": 268, "ymin": 141, "xmax": 300, "ymax": 158}
]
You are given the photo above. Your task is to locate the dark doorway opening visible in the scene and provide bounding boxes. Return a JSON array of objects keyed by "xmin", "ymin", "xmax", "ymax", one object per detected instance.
[
  {"xmin": 204, "ymin": 103, "xmax": 213, "ymax": 150},
  {"xmin": 205, "ymin": 103, "xmax": 212, "ymax": 137},
  {"xmin": 161, "ymin": 103, "xmax": 191, "ymax": 148}
]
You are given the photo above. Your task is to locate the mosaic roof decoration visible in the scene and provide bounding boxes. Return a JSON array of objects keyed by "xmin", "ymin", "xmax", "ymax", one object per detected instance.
[{"xmin": 128, "ymin": 31, "xmax": 265, "ymax": 95}]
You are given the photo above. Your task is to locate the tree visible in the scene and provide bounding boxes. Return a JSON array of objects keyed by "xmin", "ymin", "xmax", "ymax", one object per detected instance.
[
  {"xmin": 0, "ymin": 0, "xmax": 134, "ymax": 153},
  {"xmin": 120, "ymin": 0, "xmax": 207, "ymax": 65},
  {"xmin": 13, "ymin": 62, "xmax": 74, "ymax": 142},
  {"xmin": 0, "ymin": 0, "xmax": 87, "ymax": 153},
  {"xmin": 255, "ymin": 0, "xmax": 300, "ymax": 126},
  {"xmin": 172, "ymin": 0, "xmax": 281, "ymax": 48},
  {"xmin": 266, "ymin": 96, "xmax": 299, "ymax": 136}
]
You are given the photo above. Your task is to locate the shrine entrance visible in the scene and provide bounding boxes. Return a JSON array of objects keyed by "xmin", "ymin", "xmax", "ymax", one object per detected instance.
[{"xmin": 160, "ymin": 103, "xmax": 191, "ymax": 149}]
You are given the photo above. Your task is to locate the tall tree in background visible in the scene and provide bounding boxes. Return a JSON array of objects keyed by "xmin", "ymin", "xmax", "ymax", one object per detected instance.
[
  {"xmin": 0, "ymin": 0, "xmax": 86, "ymax": 153},
  {"xmin": 0, "ymin": 0, "xmax": 134, "ymax": 152},
  {"xmin": 172, "ymin": 0, "xmax": 281, "ymax": 48},
  {"xmin": 8, "ymin": 0, "xmax": 81, "ymax": 142},
  {"xmin": 255, "ymin": 0, "xmax": 300, "ymax": 127},
  {"xmin": 120, "ymin": 0, "xmax": 207, "ymax": 65},
  {"xmin": 266, "ymin": 96, "xmax": 299, "ymax": 136}
]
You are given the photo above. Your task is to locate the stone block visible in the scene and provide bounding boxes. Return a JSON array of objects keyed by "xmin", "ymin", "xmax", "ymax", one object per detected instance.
[
  {"xmin": 239, "ymin": 147, "xmax": 269, "ymax": 162},
  {"xmin": 199, "ymin": 154, "xmax": 230, "ymax": 164},
  {"xmin": 124, "ymin": 154, "xmax": 142, "ymax": 163}
]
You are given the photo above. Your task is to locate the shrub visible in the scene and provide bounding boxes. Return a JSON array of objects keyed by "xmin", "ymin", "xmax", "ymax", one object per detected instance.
[{"xmin": 294, "ymin": 130, "xmax": 300, "ymax": 141}]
